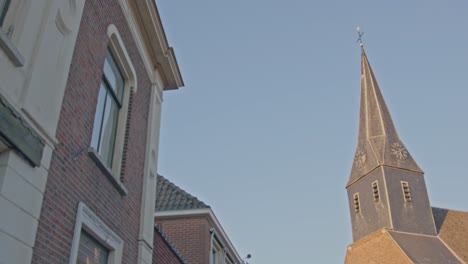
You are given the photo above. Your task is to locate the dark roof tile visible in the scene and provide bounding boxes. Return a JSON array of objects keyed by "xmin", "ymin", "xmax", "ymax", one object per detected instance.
[
  {"xmin": 155, "ymin": 174, "xmax": 209, "ymax": 212},
  {"xmin": 434, "ymin": 207, "xmax": 468, "ymax": 263},
  {"xmin": 388, "ymin": 231, "xmax": 462, "ymax": 264}
]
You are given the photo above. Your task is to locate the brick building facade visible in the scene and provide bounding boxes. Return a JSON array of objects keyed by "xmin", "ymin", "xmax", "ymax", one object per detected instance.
[
  {"xmin": 155, "ymin": 175, "xmax": 243, "ymax": 264},
  {"xmin": 32, "ymin": 1, "xmax": 149, "ymax": 262},
  {"xmin": 153, "ymin": 225, "xmax": 187, "ymax": 264},
  {"xmin": 156, "ymin": 216, "xmax": 212, "ymax": 264},
  {"xmin": 0, "ymin": 0, "xmax": 183, "ymax": 263},
  {"xmin": 31, "ymin": 0, "xmax": 183, "ymax": 263}
]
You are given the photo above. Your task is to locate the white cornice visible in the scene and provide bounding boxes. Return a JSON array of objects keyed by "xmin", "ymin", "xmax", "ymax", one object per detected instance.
[
  {"xmin": 155, "ymin": 209, "xmax": 243, "ymax": 263},
  {"xmin": 134, "ymin": 0, "xmax": 184, "ymax": 90},
  {"xmin": 117, "ymin": 0, "xmax": 183, "ymax": 90},
  {"xmin": 117, "ymin": 0, "xmax": 154, "ymax": 83}
]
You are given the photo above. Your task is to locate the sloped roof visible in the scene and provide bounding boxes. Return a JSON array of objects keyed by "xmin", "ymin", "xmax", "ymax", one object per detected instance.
[
  {"xmin": 155, "ymin": 174, "xmax": 210, "ymax": 212},
  {"xmin": 345, "ymin": 230, "xmax": 412, "ymax": 264},
  {"xmin": 388, "ymin": 230, "xmax": 462, "ymax": 264},
  {"xmin": 346, "ymin": 207, "xmax": 468, "ymax": 264},
  {"xmin": 433, "ymin": 207, "xmax": 468, "ymax": 263},
  {"xmin": 345, "ymin": 228, "xmax": 465, "ymax": 264}
]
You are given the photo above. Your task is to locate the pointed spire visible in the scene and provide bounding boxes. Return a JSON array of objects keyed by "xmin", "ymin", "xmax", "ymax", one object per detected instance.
[{"xmin": 347, "ymin": 46, "xmax": 422, "ymax": 187}]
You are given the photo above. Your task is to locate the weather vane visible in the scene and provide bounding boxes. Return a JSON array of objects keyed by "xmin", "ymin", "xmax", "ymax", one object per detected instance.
[{"xmin": 356, "ymin": 26, "xmax": 364, "ymax": 46}]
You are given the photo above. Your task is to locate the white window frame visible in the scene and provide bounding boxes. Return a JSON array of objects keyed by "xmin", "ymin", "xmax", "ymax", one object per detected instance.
[
  {"xmin": 91, "ymin": 50, "xmax": 125, "ymax": 169},
  {"xmin": 69, "ymin": 202, "xmax": 124, "ymax": 264},
  {"xmin": 88, "ymin": 24, "xmax": 137, "ymax": 195},
  {"xmin": 0, "ymin": 0, "xmax": 25, "ymax": 66},
  {"xmin": 211, "ymin": 238, "xmax": 222, "ymax": 264},
  {"xmin": 210, "ymin": 231, "xmax": 235, "ymax": 264},
  {"xmin": 225, "ymin": 256, "xmax": 233, "ymax": 264}
]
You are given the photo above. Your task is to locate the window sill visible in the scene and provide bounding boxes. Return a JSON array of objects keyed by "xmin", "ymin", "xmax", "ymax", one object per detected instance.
[
  {"xmin": 88, "ymin": 147, "xmax": 128, "ymax": 196},
  {"xmin": 0, "ymin": 31, "xmax": 24, "ymax": 67}
]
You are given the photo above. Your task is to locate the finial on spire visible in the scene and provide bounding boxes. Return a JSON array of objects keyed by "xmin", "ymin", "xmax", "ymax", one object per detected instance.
[{"xmin": 356, "ymin": 26, "xmax": 364, "ymax": 47}]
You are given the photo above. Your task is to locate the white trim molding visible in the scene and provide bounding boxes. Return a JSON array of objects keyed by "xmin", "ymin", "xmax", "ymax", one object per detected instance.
[
  {"xmin": 117, "ymin": 0, "xmax": 183, "ymax": 90},
  {"xmin": 98, "ymin": 24, "xmax": 136, "ymax": 185},
  {"xmin": 0, "ymin": 30, "xmax": 24, "ymax": 66},
  {"xmin": 107, "ymin": 24, "xmax": 137, "ymax": 92},
  {"xmin": 137, "ymin": 80, "xmax": 164, "ymax": 264},
  {"xmin": 69, "ymin": 202, "xmax": 124, "ymax": 264}
]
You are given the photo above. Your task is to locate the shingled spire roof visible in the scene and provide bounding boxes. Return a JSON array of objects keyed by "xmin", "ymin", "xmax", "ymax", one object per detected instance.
[
  {"xmin": 347, "ymin": 45, "xmax": 422, "ymax": 187},
  {"xmin": 155, "ymin": 174, "xmax": 210, "ymax": 211}
]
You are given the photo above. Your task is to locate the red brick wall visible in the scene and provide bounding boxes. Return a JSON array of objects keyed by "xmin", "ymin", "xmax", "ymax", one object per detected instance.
[
  {"xmin": 153, "ymin": 227, "xmax": 184, "ymax": 264},
  {"xmin": 32, "ymin": 0, "xmax": 152, "ymax": 263},
  {"xmin": 156, "ymin": 216, "xmax": 212, "ymax": 264}
]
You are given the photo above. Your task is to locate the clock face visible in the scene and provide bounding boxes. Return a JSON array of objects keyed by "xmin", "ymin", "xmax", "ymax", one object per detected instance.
[
  {"xmin": 391, "ymin": 142, "xmax": 408, "ymax": 161},
  {"xmin": 354, "ymin": 150, "xmax": 367, "ymax": 169}
]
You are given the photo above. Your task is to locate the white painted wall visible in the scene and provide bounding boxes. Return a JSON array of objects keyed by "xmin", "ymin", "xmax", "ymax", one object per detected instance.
[{"xmin": 0, "ymin": 1, "xmax": 86, "ymax": 263}]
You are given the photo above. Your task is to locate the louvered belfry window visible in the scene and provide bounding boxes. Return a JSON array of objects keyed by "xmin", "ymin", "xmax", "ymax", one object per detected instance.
[
  {"xmin": 77, "ymin": 231, "xmax": 109, "ymax": 264},
  {"xmin": 353, "ymin": 193, "xmax": 360, "ymax": 213},
  {"xmin": 401, "ymin": 181, "xmax": 412, "ymax": 202},
  {"xmin": 372, "ymin": 181, "xmax": 380, "ymax": 202}
]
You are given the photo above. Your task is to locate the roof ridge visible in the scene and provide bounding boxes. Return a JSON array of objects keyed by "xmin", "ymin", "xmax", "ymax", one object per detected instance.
[{"xmin": 432, "ymin": 206, "xmax": 468, "ymax": 214}]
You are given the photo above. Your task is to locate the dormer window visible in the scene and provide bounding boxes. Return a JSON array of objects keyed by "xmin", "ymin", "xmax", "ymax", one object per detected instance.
[
  {"xmin": 372, "ymin": 181, "xmax": 380, "ymax": 202},
  {"xmin": 353, "ymin": 193, "xmax": 360, "ymax": 213},
  {"xmin": 401, "ymin": 181, "xmax": 412, "ymax": 202}
]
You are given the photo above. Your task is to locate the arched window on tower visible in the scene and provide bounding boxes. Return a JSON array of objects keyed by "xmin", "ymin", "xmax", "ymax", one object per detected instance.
[
  {"xmin": 372, "ymin": 181, "xmax": 380, "ymax": 202},
  {"xmin": 353, "ymin": 193, "xmax": 360, "ymax": 213}
]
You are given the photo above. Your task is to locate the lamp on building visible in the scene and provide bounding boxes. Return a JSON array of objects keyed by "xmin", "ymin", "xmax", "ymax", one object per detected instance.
[{"xmin": 242, "ymin": 254, "xmax": 252, "ymax": 264}]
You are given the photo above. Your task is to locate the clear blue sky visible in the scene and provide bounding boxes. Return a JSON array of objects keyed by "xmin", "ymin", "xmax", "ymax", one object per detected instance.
[{"xmin": 156, "ymin": 1, "xmax": 468, "ymax": 263}]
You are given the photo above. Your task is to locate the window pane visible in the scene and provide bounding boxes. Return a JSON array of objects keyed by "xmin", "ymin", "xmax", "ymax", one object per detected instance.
[
  {"xmin": 103, "ymin": 51, "xmax": 124, "ymax": 103},
  {"xmin": 211, "ymin": 249, "xmax": 216, "ymax": 264},
  {"xmin": 98, "ymin": 94, "xmax": 119, "ymax": 167},
  {"xmin": 77, "ymin": 231, "xmax": 109, "ymax": 264},
  {"xmin": 91, "ymin": 84, "xmax": 107, "ymax": 150}
]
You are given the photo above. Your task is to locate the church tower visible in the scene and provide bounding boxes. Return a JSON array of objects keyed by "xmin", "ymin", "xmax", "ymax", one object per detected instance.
[{"xmin": 346, "ymin": 43, "xmax": 437, "ymax": 242}]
